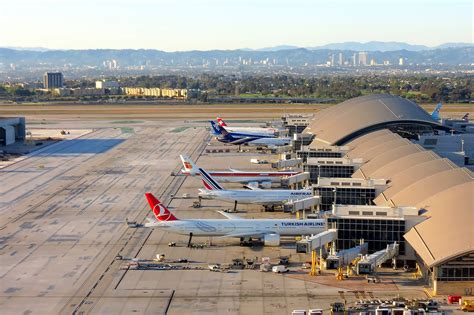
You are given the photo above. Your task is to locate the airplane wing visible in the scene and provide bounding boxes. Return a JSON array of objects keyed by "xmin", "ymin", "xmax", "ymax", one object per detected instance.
[
  {"xmin": 217, "ymin": 210, "xmax": 241, "ymax": 220},
  {"xmin": 243, "ymin": 184, "xmax": 261, "ymax": 190}
]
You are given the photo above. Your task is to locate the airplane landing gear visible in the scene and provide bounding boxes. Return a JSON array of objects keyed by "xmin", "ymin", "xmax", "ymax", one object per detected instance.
[
  {"xmin": 233, "ymin": 200, "xmax": 238, "ymax": 212},
  {"xmin": 187, "ymin": 232, "xmax": 193, "ymax": 247}
]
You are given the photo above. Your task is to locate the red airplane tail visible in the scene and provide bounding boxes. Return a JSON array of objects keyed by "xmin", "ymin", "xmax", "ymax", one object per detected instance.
[
  {"xmin": 145, "ymin": 193, "xmax": 178, "ymax": 221},
  {"xmin": 217, "ymin": 117, "xmax": 228, "ymax": 127}
]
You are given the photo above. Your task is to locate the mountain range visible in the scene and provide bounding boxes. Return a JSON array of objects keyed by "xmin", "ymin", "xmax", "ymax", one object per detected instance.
[
  {"xmin": 0, "ymin": 43, "xmax": 472, "ymax": 70},
  {"xmin": 3, "ymin": 41, "xmax": 473, "ymax": 53}
]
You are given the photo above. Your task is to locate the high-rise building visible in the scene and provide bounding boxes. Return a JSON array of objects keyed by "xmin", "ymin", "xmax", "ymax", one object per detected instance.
[
  {"xmin": 352, "ymin": 53, "xmax": 357, "ymax": 66},
  {"xmin": 338, "ymin": 52, "xmax": 344, "ymax": 66},
  {"xmin": 43, "ymin": 72, "xmax": 63, "ymax": 89},
  {"xmin": 399, "ymin": 57, "xmax": 404, "ymax": 66},
  {"xmin": 358, "ymin": 52, "xmax": 368, "ymax": 66}
]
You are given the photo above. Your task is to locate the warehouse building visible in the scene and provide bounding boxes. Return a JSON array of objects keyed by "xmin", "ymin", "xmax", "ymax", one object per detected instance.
[
  {"xmin": 294, "ymin": 94, "xmax": 473, "ymax": 295},
  {"xmin": 0, "ymin": 117, "xmax": 25, "ymax": 146}
]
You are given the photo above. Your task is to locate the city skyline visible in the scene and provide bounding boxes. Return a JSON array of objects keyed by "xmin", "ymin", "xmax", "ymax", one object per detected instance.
[{"xmin": 0, "ymin": 0, "xmax": 472, "ymax": 51}]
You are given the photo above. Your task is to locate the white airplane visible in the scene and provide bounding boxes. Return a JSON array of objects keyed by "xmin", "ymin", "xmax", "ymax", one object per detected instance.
[
  {"xmin": 197, "ymin": 167, "xmax": 313, "ymax": 209},
  {"xmin": 143, "ymin": 192, "xmax": 326, "ymax": 246},
  {"xmin": 210, "ymin": 121, "xmax": 291, "ymax": 148},
  {"xmin": 217, "ymin": 117, "xmax": 278, "ymax": 136},
  {"xmin": 180, "ymin": 155, "xmax": 300, "ymax": 188}
]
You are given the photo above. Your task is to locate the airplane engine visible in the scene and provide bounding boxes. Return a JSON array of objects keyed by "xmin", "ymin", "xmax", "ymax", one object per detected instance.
[
  {"xmin": 263, "ymin": 233, "xmax": 280, "ymax": 246},
  {"xmin": 246, "ymin": 182, "xmax": 259, "ymax": 189},
  {"xmin": 259, "ymin": 181, "xmax": 272, "ymax": 189}
]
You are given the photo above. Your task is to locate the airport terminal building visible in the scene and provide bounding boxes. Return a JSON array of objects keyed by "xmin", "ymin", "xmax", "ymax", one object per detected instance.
[{"xmin": 292, "ymin": 94, "xmax": 473, "ymax": 296}]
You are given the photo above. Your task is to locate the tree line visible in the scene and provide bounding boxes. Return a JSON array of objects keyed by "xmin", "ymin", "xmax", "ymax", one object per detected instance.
[
  {"xmin": 1, "ymin": 74, "xmax": 472, "ymax": 103},
  {"xmin": 119, "ymin": 74, "xmax": 473, "ymax": 103}
]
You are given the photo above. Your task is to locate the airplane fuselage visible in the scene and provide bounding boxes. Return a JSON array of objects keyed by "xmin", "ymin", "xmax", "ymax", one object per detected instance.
[
  {"xmin": 188, "ymin": 170, "xmax": 299, "ymax": 183},
  {"xmin": 146, "ymin": 218, "xmax": 326, "ymax": 237},
  {"xmin": 224, "ymin": 126, "xmax": 277, "ymax": 136},
  {"xmin": 199, "ymin": 189, "xmax": 313, "ymax": 205}
]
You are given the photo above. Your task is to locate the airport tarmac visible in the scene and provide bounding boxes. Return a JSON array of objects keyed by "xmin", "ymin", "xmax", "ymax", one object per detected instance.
[{"xmin": 1, "ymin": 120, "xmax": 431, "ymax": 314}]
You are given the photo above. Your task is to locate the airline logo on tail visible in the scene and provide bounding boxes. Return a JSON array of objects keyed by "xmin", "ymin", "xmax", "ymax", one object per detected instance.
[
  {"xmin": 145, "ymin": 193, "xmax": 178, "ymax": 221},
  {"xmin": 462, "ymin": 113, "xmax": 469, "ymax": 121},
  {"xmin": 431, "ymin": 103, "xmax": 442, "ymax": 120},
  {"xmin": 199, "ymin": 167, "xmax": 224, "ymax": 191},
  {"xmin": 217, "ymin": 117, "xmax": 228, "ymax": 127},
  {"xmin": 180, "ymin": 155, "xmax": 199, "ymax": 175}
]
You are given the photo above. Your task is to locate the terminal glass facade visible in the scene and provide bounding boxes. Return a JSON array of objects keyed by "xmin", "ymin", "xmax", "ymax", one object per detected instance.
[
  {"xmin": 328, "ymin": 217, "xmax": 405, "ymax": 255},
  {"xmin": 315, "ymin": 187, "xmax": 376, "ymax": 211},
  {"xmin": 436, "ymin": 253, "xmax": 474, "ymax": 282},
  {"xmin": 304, "ymin": 164, "xmax": 355, "ymax": 183},
  {"xmin": 286, "ymin": 125, "xmax": 307, "ymax": 137},
  {"xmin": 297, "ymin": 151, "xmax": 343, "ymax": 162}
]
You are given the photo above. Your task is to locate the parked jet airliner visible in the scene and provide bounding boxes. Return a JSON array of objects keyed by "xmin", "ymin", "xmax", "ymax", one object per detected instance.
[
  {"xmin": 197, "ymin": 167, "xmax": 313, "ymax": 207},
  {"xmin": 216, "ymin": 117, "xmax": 277, "ymax": 136},
  {"xmin": 143, "ymin": 193, "xmax": 326, "ymax": 246},
  {"xmin": 180, "ymin": 155, "xmax": 300, "ymax": 188},
  {"xmin": 210, "ymin": 121, "xmax": 291, "ymax": 148}
]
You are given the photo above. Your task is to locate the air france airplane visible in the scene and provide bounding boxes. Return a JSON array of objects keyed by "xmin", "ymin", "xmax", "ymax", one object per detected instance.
[
  {"xmin": 143, "ymin": 193, "xmax": 326, "ymax": 246},
  {"xmin": 180, "ymin": 155, "xmax": 300, "ymax": 188},
  {"xmin": 197, "ymin": 167, "xmax": 313, "ymax": 207},
  {"xmin": 210, "ymin": 121, "xmax": 291, "ymax": 148},
  {"xmin": 216, "ymin": 117, "xmax": 277, "ymax": 136}
]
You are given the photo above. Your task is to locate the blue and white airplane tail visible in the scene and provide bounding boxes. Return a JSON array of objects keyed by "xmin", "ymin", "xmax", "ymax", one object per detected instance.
[
  {"xmin": 431, "ymin": 103, "xmax": 442, "ymax": 120},
  {"xmin": 209, "ymin": 120, "xmax": 237, "ymax": 142},
  {"xmin": 199, "ymin": 167, "xmax": 224, "ymax": 191},
  {"xmin": 209, "ymin": 120, "xmax": 222, "ymax": 136}
]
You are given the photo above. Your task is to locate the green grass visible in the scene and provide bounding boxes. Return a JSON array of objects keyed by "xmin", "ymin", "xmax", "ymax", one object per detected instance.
[
  {"xmin": 170, "ymin": 127, "xmax": 190, "ymax": 133},
  {"xmin": 111, "ymin": 120, "xmax": 143, "ymax": 124},
  {"xmin": 120, "ymin": 127, "xmax": 134, "ymax": 133}
]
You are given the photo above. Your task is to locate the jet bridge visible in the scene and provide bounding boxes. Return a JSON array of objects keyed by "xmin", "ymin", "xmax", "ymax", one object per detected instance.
[
  {"xmin": 296, "ymin": 229, "xmax": 337, "ymax": 254},
  {"xmin": 281, "ymin": 172, "xmax": 310, "ymax": 189},
  {"xmin": 325, "ymin": 243, "xmax": 369, "ymax": 269},
  {"xmin": 283, "ymin": 195, "xmax": 319, "ymax": 213},
  {"xmin": 272, "ymin": 158, "xmax": 303, "ymax": 169},
  {"xmin": 356, "ymin": 242, "xmax": 399, "ymax": 275}
]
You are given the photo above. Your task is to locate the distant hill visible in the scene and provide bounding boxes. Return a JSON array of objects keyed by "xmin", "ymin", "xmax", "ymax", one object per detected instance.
[
  {"xmin": 249, "ymin": 41, "xmax": 473, "ymax": 52},
  {"xmin": 0, "ymin": 46, "xmax": 472, "ymax": 68},
  {"xmin": 308, "ymin": 41, "xmax": 430, "ymax": 52}
]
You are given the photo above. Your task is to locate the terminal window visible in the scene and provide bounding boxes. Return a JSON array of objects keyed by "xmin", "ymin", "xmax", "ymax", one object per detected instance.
[{"xmin": 328, "ymin": 217, "xmax": 405, "ymax": 255}]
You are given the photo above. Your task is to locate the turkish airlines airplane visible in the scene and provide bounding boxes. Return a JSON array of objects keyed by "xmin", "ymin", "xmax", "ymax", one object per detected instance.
[
  {"xmin": 217, "ymin": 117, "xmax": 277, "ymax": 136},
  {"xmin": 180, "ymin": 155, "xmax": 300, "ymax": 188},
  {"xmin": 197, "ymin": 167, "xmax": 313, "ymax": 206},
  {"xmin": 143, "ymin": 192, "xmax": 326, "ymax": 246}
]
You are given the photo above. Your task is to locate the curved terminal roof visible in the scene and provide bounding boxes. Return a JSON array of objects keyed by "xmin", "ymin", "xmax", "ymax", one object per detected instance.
[
  {"xmin": 352, "ymin": 142, "xmax": 425, "ymax": 179},
  {"xmin": 332, "ymin": 123, "xmax": 473, "ymax": 267},
  {"xmin": 404, "ymin": 181, "xmax": 474, "ymax": 267},
  {"xmin": 369, "ymin": 150, "xmax": 440, "ymax": 180},
  {"xmin": 374, "ymin": 159, "xmax": 464, "ymax": 205},
  {"xmin": 347, "ymin": 135, "xmax": 408, "ymax": 160},
  {"xmin": 305, "ymin": 94, "xmax": 443, "ymax": 145}
]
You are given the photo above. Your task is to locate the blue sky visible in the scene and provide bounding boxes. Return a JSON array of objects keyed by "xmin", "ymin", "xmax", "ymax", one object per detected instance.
[{"xmin": 0, "ymin": 0, "xmax": 472, "ymax": 51}]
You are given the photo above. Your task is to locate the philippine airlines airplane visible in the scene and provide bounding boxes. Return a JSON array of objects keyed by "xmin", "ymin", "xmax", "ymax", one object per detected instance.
[
  {"xmin": 197, "ymin": 167, "xmax": 313, "ymax": 206},
  {"xmin": 210, "ymin": 121, "xmax": 291, "ymax": 148},
  {"xmin": 143, "ymin": 192, "xmax": 326, "ymax": 246},
  {"xmin": 180, "ymin": 155, "xmax": 300, "ymax": 187},
  {"xmin": 216, "ymin": 117, "xmax": 277, "ymax": 136}
]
